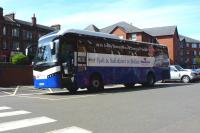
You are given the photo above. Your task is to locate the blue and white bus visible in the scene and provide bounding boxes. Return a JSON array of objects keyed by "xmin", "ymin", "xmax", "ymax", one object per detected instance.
[{"xmin": 33, "ymin": 29, "xmax": 170, "ymax": 93}]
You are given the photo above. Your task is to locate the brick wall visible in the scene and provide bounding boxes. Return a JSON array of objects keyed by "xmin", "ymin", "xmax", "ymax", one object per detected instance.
[
  {"xmin": 0, "ymin": 64, "xmax": 33, "ymax": 86},
  {"xmin": 156, "ymin": 36, "xmax": 174, "ymax": 64},
  {"xmin": 111, "ymin": 27, "xmax": 126, "ymax": 39}
]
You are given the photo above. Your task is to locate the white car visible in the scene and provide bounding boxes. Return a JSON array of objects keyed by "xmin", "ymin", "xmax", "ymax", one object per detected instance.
[{"xmin": 169, "ymin": 65, "xmax": 199, "ymax": 83}]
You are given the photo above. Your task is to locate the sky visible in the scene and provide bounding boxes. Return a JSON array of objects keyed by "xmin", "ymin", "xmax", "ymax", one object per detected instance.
[{"xmin": 1, "ymin": 0, "xmax": 200, "ymax": 39}]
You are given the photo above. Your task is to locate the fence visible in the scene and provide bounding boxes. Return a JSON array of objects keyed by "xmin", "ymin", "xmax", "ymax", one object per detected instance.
[{"xmin": 0, "ymin": 63, "xmax": 33, "ymax": 86}]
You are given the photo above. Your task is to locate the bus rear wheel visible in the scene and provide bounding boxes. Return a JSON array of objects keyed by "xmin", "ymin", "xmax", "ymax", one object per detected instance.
[
  {"xmin": 87, "ymin": 75, "xmax": 104, "ymax": 92},
  {"xmin": 143, "ymin": 73, "xmax": 155, "ymax": 87}
]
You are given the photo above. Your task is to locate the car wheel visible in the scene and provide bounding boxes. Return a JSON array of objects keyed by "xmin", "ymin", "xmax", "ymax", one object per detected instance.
[{"xmin": 181, "ymin": 75, "xmax": 190, "ymax": 83}]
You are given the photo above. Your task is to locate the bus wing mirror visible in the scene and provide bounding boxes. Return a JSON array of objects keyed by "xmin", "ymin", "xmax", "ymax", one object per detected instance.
[{"xmin": 50, "ymin": 42, "xmax": 56, "ymax": 55}]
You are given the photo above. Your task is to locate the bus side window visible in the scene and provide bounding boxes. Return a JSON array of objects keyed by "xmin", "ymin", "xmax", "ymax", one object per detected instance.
[
  {"xmin": 95, "ymin": 39, "xmax": 104, "ymax": 53},
  {"xmin": 112, "ymin": 42, "xmax": 121, "ymax": 55},
  {"xmin": 140, "ymin": 43, "xmax": 149, "ymax": 57},
  {"xmin": 104, "ymin": 42, "xmax": 112, "ymax": 54},
  {"xmin": 86, "ymin": 39, "xmax": 95, "ymax": 53},
  {"xmin": 123, "ymin": 44, "xmax": 130, "ymax": 55},
  {"xmin": 131, "ymin": 43, "xmax": 138, "ymax": 56},
  {"xmin": 78, "ymin": 41, "xmax": 86, "ymax": 52}
]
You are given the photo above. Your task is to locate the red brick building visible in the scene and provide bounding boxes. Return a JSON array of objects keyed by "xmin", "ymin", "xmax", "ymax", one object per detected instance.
[
  {"xmin": 143, "ymin": 26, "xmax": 180, "ymax": 65},
  {"xmin": 179, "ymin": 35, "xmax": 200, "ymax": 68},
  {"xmin": 0, "ymin": 7, "xmax": 60, "ymax": 62},
  {"xmin": 85, "ymin": 22, "xmax": 156, "ymax": 43},
  {"xmin": 85, "ymin": 22, "xmax": 179, "ymax": 65}
]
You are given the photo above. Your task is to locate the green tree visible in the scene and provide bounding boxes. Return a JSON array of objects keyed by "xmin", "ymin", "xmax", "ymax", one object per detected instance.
[
  {"xmin": 11, "ymin": 54, "xmax": 29, "ymax": 65},
  {"xmin": 195, "ymin": 56, "xmax": 200, "ymax": 66}
]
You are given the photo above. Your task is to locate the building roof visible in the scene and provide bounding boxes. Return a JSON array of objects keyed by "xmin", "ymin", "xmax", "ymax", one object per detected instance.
[
  {"xmin": 3, "ymin": 16, "xmax": 15, "ymax": 22},
  {"xmin": 3, "ymin": 16, "xmax": 54, "ymax": 31},
  {"xmin": 100, "ymin": 21, "xmax": 143, "ymax": 33},
  {"xmin": 16, "ymin": 19, "xmax": 54, "ymax": 31},
  {"xmin": 179, "ymin": 35, "xmax": 200, "ymax": 43},
  {"xmin": 84, "ymin": 24, "xmax": 100, "ymax": 32},
  {"xmin": 143, "ymin": 26, "xmax": 177, "ymax": 37}
]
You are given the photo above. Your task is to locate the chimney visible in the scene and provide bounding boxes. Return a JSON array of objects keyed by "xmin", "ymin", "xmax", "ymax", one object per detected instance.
[
  {"xmin": 0, "ymin": 7, "xmax": 3, "ymax": 18},
  {"xmin": 51, "ymin": 24, "xmax": 61, "ymax": 31},
  {"xmin": 32, "ymin": 13, "xmax": 36, "ymax": 26},
  {"xmin": 5, "ymin": 13, "xmax": 15, "ymax": 20}
]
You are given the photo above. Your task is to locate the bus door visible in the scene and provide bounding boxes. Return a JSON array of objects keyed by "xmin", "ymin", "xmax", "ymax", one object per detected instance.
[{"xmin": 61, "ymin": 37, "xmax": 76, "ymax": 76}]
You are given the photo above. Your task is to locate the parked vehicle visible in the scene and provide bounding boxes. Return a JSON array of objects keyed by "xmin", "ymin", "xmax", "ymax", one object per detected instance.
[
  {"xmin": 167, "ymin": 65, "xmax": 199, "ymax": 83},
  {"xmin": 194, "ymin": 69, "xmax": 200, "ymax": 79}
]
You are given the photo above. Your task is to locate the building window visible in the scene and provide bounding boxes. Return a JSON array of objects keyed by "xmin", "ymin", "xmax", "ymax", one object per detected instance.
[
  {"xmin": 186, "ymin": 43, "xmax": 190, "ymax": 48},
  {"xmin": 12, "ymin": 41, "xmax": 20, "ymax": 50},
  {"xmin": 192, "ymin": 43, "xmax": 197, "ymax": 48},
  {"xmin": 38, "ymin": 33, "xmax": 42, "ymax": 38},
  {"xmin": 27, "ymin": 31, "xmax": 32, "ymax": 39},
  {"xmin": 12, "ymin": 28, "xmax": 20, "ymax": 37},
  {"xmin": 193, "ymin": 50, "xmax": 197, "ymax": 56},
  {"xmin": 0, "ymin": 55, "xmax": 7, "ymax": 62},
  {"xmin": 119, "ymin": 36, "xmax": 124, "ymax": 39},
  {"xmin": 180, "ymin": 51, "xmax": 184, "ymax": 56},
  {"xmin": 3, "ymin": 40, "xmax": 7, "ymax": 49},
  {"xmin": 23, "ymin": 30, "xmax": 33, "ymax": 40},
  {"xmin": 186, "ymin": 51, "xmax": 190, "ymax": 55},
  {"xmin": 23, "ymin": 30, "xmax": 27, "ymax": 39},
  {"xmin": 131, "ymin": 34, "xmax": 137, "ymax": 41},
  {"xmin": 3, "ymin": 26, "xmax": 6, "ymax": 35},
  {"xmin": 186, "ymin": 58, "xmax": 190, "ymax": 63},
  {"xmin": 192, "ymin": 58, "xmax": 196, "ymax": 64}
]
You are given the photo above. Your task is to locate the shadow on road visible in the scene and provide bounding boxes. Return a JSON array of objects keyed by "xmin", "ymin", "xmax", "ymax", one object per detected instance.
[{"xmin": 45, "ymin": 81, "xmax": 199, "ymax": 96}]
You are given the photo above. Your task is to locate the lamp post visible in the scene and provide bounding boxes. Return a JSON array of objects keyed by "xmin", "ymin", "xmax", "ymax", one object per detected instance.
[{"xmin": 16, "ymin": 47, "xmax": 20, "ymax": 54}]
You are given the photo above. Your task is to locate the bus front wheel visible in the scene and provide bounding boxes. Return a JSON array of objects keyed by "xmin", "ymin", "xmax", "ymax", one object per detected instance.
[
  {"xmin": 67, "ymin": 87, "xmax": 78, "ymax": 94},
  {"xmin": 87, "ymin": 75, "xmax": 104, "ymax": 92}
]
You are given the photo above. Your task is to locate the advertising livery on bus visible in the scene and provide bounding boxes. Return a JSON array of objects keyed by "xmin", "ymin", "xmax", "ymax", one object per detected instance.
[{"xmin": 33, "ymin": 29, "xmax": 170, "ymax": 93}]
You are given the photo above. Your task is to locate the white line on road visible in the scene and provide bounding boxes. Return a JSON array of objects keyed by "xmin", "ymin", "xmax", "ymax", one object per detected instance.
[
  {"xmin": 14, "ymin": 95, "xmax": 57, "ymax": 101},
  {"xmin": 53, "ymin": 95, "xmax": 97, "ymax": 101},
  {"xmin": 47, "ymin": 126, "xmax": 92, "ymax": 133},
  {"xmin": 0, "ymin": 110, "xmax": 31, "ymax": 118},
  {"xmin": 0, "ymin": 95, "xmax": 13, "ymax": 98},
  {"xmin": 14, "ymin": 94, "xmax": 97, "ymax": 101},
  {"xmin": 1, "ymin": 91, "xmax": 12, "ymax": 95},
  {"xmin": 0, "ymin": 116, "xmax": 57, "ymax": 132},
  {"xmin": 0, "ymin": 106, "xmax": 11, "ymax": 111}
]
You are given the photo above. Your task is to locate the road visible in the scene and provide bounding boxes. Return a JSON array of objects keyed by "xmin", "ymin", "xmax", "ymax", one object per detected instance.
[{"xmin": 0, "ymin": 82, "xmax": 200, "ymax": 133}]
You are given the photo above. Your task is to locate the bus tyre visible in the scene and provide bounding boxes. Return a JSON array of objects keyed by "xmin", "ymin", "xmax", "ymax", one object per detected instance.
[
  {"xmin": 88, "ymin": 75, "xmax": 104, "ymax": 92},
  {"xmin": 124, "ymin": 83, "xmax": 135, "ymax": 88},
  {"xmin": 181, "ymin": 75, "xmax": 190, "ymax": 83},
  {"xmin": 143, "ymin": 73, "xmax": 155, "ymax": 87},
  {"xmin": 67, "ymin": 87, "xmax": 78, "ymax": 94}
]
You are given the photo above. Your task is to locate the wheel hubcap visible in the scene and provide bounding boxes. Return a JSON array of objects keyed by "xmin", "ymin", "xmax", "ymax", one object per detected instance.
[
  {"xmin": 183, "ymin": 77, "xmax": 189, "ymax": 83},
  {"xmin": 92, "ymin": 80, "xmax": 100, "ymax": 88}
]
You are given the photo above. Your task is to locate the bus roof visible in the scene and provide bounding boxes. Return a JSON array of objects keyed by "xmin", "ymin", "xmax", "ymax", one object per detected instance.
[
  {"xmin": 39, "ymin": 29, "xmax": 120, "ymax": 41},
  {"xmin": 39, "ymin": 29, "xmax": 167, "ymax": 48}
]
